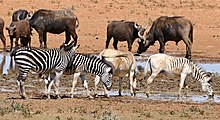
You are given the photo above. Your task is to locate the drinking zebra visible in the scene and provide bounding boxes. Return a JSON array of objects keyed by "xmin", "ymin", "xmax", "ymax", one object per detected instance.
[
  {"xmin": 11, "ymin": 41, "xmax": 79, "ymax": 99},
  {"xmin": 44, "ymin": 53, "xmax": 114, "ymax": 98},
  {"xmin": 144, "ymin": 53, "xmax": 213, "ymax": 99}
]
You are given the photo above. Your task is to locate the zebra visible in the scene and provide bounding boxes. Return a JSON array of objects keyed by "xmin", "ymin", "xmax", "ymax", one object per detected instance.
[
  {"xmin": 44, "ymin": 53, "xmax": 114, "ymax": 98},
  {"xmin": 94, "ymin": 49, "xmax": 138, "ymax": 97},
  {"xmin": 144, "ymin": 53, "xmax": 213, "ymax": 99},
  {"xmin": 11, "ymin": 41, "xmax": 79, "ymax": 99}
]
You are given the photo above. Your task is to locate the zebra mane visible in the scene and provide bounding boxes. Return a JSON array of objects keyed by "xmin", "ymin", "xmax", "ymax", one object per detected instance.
[
  {"xmin": 10, "ymin": 46, "xmax": 32, "ymax": 57},
  {"xmin": 82, "ymin": 54, "xmax": 114, "ymax": 73},
  {"xmin": 101, "ymin": 56, "xmax": 115, "ymax": 73},
  {"xmin": 191, "ymin": 62, "xmax": 210, "ymax": 81}
]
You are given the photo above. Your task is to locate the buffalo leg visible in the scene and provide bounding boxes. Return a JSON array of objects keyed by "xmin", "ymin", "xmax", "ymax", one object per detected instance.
[
  {"xmin": 10, "ymin": 37, "xmax": 13, "ymax": 51},
  {"xmin": 28, "ymin": 36, "xmax": 31, "ymax": 47},
  {"xmin": 0, "ymin": 34, "xmax": 6, "ymax": 51},
  {"xmin": 105, "ymin": 35, "xmax": 112, "ymax": 49},
  {"xmin": 127, "ymin": 40, "xmax": 133, "ymax": 51},
  {"xmin": 39, "ymin": 32, "xmax": 47, "ymax": 48},
  {"xmin": 15, "ymin": 37, "xmax": 19, "ymax": 48},
  {"xmin": 183, "ymin": 37, "xmax": 192, "ymax": 59},
  {"xmin": 158, "ymin": 35, "xmax": 165, "ymax": 53},
  {"xmin": 113, "ymin": 39, "xmax": 118, "ymax": 50},
  {"xmin": 43, "ymin": 32, "xmax": 47, "ymax": 48},
  {"xmin": 65, "ymin": 31, "xmax": 71, "ymax": 44},
  {"xmin": 69, "ymin": 31, "xmax": 78, "ymax": 46},
  {"xmin": 39, "ymin": 32, "xmax": 43, "ymax": 48}
]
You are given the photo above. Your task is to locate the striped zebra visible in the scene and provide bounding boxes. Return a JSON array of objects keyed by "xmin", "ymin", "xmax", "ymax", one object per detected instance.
[
  {"xmin": 44, "ymin": 53, "xmax": 114, "ymax": 98},
  {"xmin": 11, "ymin": 41, "xmax": 79, "ymax": 99},
  {"xmin": 144, "ymin": 53, "xmax": 213, "ymax": 99}
]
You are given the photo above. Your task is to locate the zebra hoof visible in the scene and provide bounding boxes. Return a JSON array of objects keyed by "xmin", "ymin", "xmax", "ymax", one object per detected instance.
[
  {"xmin": 130, "ymin": 93, "xmax": 136, "ymax": 96},
  {"xmin": 71, "ymin": 94, "xmax": 74, "ymax": 98},
  {"xmin": 94, "ymin": 94, "xmax": 99, "ymax": 98},
  {"xmin": 208, "ymin": 94, "xmax": 214, "ymax": 99},
  {"xmin": 146, "ymin": 93, "xmax": 150, "ymax": 98},
  {"xmin": 86, "ymin": 95, "xmax": 94, "ymax": 99},
  {"xmin": 47, "ymin": 95, "xmax": 51, "ymax": 99},
  {"xmin": 56, "ymin": 95, "xmax": 61, "ymax": 99},
  {"xmin": 21, "ymin": 95, "xmax": 28, "ymax": 100},
  {"xmin": 104, "ymin": 94, "xmax": 110, "ymax": 98}
]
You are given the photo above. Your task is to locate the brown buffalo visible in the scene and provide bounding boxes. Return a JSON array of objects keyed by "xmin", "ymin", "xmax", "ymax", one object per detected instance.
[
  {"xmin": 106, "ymin": 20, "xmax": 147, "ymax": 51},
  {"xmin": 137, "ymin": 16, "xmax": 193, "ymax": 59},
  {"xmin": 0, "ymin": 18, "xmax": 6, "ymax": 51},
  {"xmin": 28, "ymin": 9, "xmax": 79, "ymax": 48},
  {"xmin": 6, "ymin": 20, "xmax": 31, "ymax": 51}
]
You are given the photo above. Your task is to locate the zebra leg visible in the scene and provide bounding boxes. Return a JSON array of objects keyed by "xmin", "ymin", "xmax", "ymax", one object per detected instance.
[
  {"xmin": 146, "ymin": 72, "xmax": 159, "ymax": 98},
  {"xmin": 130, "ymin": 71, "xmax": 137, "ymax": 96},
  {"xmin": 71, "ymin": 73, "xmax": 80, "ymax": 98},
  {"xmin": 53, "ymin": 71, "xmax": 63, "ymax": 99},
  {"xmin": 94, "ymin": 75, "xmax": 100, "ymax": 97},
  {"xmin": 178, "ymin": 73, "xmax": 187, "ymax": 99},
  {"xmin": 103, "ymin": 85, "xmax": 110, "ymax": 98},
  {"xmin": 47, "ymin": 78, "xmax": 55, "ymax": 99},
  {"xmin": 118, "ymin": 77, "xmax": 123, "ymax": 96},
  {"xmin": 44, "ymin": 73, "xmax": 54, "ymax": 99},
  {"xmin": 17, "ymin": 73, "xmax": 28, "ymax": 99},
  {"xmin": 80, "ymin": 74, "xmax": 93, "ymax": 98}
]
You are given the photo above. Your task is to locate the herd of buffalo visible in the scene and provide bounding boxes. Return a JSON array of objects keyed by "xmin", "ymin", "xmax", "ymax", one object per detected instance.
[{"xmin": 0, "ymin": 9, "xmax": 193, "ymax": 59}]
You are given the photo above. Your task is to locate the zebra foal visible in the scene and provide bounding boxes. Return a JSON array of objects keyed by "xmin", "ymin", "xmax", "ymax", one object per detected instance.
[
  {"xmin": 144, "ymin": 53, "xmax": 213, "ymax": 99},
  {"xmin": 44, "ymin": 53, "xmax": 114, "ymax": 98},
  {"xmin": 68, "ymin": 54, "xmax": 114, "ymax": 98},
  {"xmin": 11, "ymin": 42, "xmax": 79, "ymax": 99}
]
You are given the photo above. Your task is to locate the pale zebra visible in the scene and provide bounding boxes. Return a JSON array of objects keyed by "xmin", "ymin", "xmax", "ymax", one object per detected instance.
[
  {"xmin": 144, "ymin": 53, "xmax": 213, "ymax": 99},
  {"xmin": 11, "ymin": 42, "xmax": 79, "ymax": 99},
  {"xmin": 44, "ymin": 53, "xmax": 114, "ymax": 98}
]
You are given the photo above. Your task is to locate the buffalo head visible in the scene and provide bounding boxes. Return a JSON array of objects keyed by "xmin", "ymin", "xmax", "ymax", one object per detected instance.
[
  {"xmin": 137, "ymin": 25, "xmax": 155, "ymax": 54},
  {"xmin": 6, "ymin": 25, "xmax": 17, "ymax": 36}
]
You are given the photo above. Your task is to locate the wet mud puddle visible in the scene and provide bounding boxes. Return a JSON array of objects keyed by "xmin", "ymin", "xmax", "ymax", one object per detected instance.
[
  {"xmin": 1, "ymin": 52, "xmax": 220, "ymax": 103},
  {"xmin": 108, "ymin": 90, "xmax": 220, "ymax": 103}
]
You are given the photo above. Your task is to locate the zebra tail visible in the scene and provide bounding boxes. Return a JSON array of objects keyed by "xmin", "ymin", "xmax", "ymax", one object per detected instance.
[{"xmin": 144, "ymin": 57, "xmax": 152, "ymax": 79}]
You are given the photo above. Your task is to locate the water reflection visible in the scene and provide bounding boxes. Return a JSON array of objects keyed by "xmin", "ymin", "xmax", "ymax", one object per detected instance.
[
  {"xmin": 108, "ymin": 90, "xmax": 220, "ymax": 103},
  {"xmin": 0, "ymin": 52, "xmax": 15, "ymax": 75}
]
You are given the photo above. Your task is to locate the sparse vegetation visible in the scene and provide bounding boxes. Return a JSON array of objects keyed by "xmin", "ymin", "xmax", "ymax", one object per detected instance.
[
  {"xmin": 100, "ymin": 110, "xmax": 118, "ymax": 120},
  {"xmin": 0, "ymin": 100, "xmax": 32, "ymax": 118}
]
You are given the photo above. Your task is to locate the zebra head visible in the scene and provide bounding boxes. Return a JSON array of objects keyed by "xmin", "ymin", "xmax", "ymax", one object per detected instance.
[
  {"xmin": 101, "ymin": 67, "xmax": 113, "ymax": 91},
  {"xmin": 201, "ymin": 74, "xmax": 214, "ymax": 99}
]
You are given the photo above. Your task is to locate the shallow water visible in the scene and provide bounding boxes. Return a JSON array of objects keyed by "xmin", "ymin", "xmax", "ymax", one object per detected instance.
[
  {"xmin": 1, "ymin": 52, "xmax": 220, "ymax": 103},
  {"xmin": 108, "ymin": 90, "xmax": 220, "ymax": 103},
  {"xmin": 1, "ymin": 52, "xmax": 220, "ymax": 74}
]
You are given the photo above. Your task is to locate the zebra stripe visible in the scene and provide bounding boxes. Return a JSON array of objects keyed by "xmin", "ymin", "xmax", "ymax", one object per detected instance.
[
  {"xmin": 11, "ymin": 43, "xmax": 78, "ymax": 99},
  {"xmin": 44, "ymin": 53, "xmax": 114, "ymax": 98},
  {"xmin": 167, "ymin": 57, "xmax": 210, "ymax": 81},
  {"xmin": 67, "ymin": 53, "xmax": 113, "ymax": 77},
  {"xmin": 145, "ymin": 53, "xmax": 213, "ymax": 99}
]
